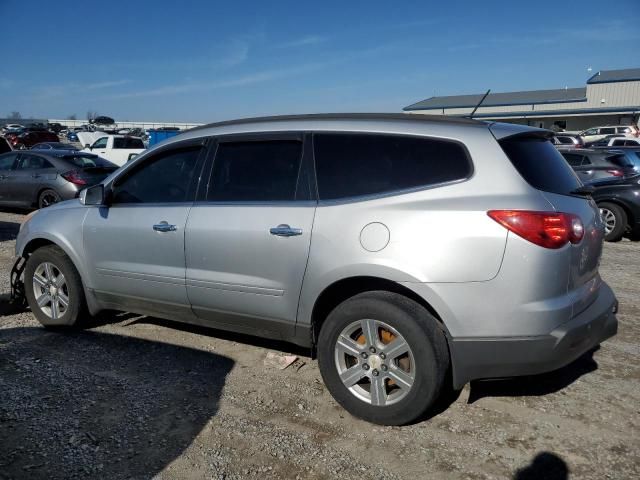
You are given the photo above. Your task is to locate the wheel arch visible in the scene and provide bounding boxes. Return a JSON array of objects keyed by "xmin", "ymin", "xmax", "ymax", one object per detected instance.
[
  {"xmin": 20, "ymin": 235, "xmax": 101, "ymax": 316},
  {"xmin": 308, "ymin": 276, "xmax": 450, "ymax": 353}
]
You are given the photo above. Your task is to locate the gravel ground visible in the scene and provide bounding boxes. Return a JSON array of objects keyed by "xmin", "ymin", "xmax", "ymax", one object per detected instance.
[{"xmin": 0, "ymin": 209, "xmax": 638, "ymax": 480}]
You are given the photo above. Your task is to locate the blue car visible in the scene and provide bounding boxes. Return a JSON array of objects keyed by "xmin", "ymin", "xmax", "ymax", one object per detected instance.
[{"xmin": 66, "ymin": 130, "xmax": 79, "ymax": 142}]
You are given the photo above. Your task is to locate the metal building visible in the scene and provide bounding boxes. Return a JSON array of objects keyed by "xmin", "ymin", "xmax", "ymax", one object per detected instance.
[{"xmin": 403, "ymin": 67, "xmax": 640, "ymax": 131}]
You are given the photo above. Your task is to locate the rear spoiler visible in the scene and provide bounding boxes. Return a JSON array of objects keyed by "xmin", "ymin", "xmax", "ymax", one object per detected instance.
[{"xmin": 488, "ymin": 122, "xmax": 554, "ymax": 141}]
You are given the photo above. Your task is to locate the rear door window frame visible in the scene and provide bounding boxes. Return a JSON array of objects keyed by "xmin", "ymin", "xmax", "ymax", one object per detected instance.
[{"xmin": 311, "ymin": 131, "xmax": 474, "ymax": 204}]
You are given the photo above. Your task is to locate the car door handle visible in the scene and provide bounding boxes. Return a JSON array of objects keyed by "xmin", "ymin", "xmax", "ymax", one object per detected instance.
[
  {"xmin": 153, "ymin": 221, "xmax": 177, "ymax": 232},
  {"xmin": 270, "ymin": 224, "xmax": 303, "ymax": 237}
]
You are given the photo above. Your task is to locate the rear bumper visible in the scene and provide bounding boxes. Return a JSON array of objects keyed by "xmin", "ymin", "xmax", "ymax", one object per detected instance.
[{"xmin": 449, "ymin": 282, "xmax": 618, "ymax": 389}]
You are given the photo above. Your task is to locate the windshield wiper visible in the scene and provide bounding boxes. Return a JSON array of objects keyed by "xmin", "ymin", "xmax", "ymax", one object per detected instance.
[{"xmin": 570, "ymin": 185, "xmax": 595, "ymax": 197}]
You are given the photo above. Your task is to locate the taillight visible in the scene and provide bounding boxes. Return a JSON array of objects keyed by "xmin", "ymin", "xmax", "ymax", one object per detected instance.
[
  {"xmin": 61, "ymin": 170, "xmax": 87, "ymax": 185},
  {"xmin": 488, "ymin": 210, "xmax": 584, "ymax": 249},
  {"xmin": 606, "ymin": 169, "xmax": 623, "ymax": 177}
]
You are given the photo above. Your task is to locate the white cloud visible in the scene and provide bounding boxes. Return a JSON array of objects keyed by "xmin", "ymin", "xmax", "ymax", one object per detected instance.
[{"xmin": 278, "ymin": 35, "xmax": 328, "ymax": 48}]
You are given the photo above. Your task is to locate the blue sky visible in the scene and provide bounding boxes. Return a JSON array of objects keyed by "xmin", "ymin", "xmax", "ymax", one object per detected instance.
[{"xmin": 1, "ymin": 0, "xmax": 639, "ymax": 122}]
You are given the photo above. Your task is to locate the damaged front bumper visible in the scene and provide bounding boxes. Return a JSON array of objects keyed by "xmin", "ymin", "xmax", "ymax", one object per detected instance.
[{"xmin": 10, "ymin": 256, "xmax": 26, "ymax": 306}]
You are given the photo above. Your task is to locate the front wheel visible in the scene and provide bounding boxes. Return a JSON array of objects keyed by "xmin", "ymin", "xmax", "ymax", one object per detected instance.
[
  {"xmin": 38, "ymin": 189, "xmax": 62, "ymax": 209},
  {"xmin": 24, "ymin": 245, "xmax": 87, "ymax": 327},
  {"xmin": 599, "ymin": 202, "xmax": 627, "ymax": 242},
  {"xmin": 317, "ymin": 291, "xmax": 449, "ymax": 425}
]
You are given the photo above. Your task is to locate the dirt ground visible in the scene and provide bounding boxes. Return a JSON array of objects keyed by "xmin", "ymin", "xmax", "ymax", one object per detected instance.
[{"xmin": 0, "ymin": 209, "xmax": 638, "ymax": 480}]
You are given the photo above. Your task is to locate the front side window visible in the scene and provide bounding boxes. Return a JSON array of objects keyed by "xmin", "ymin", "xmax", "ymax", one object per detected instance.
[
  {"xmin": 208, "ymin": 140, "xmax": 303, "ymax": 202},
  {"xmin": 111, "ymin": 147, "xmax": 201, "ymax": 204},
  {"xmin": 583, "ymin": 128, "xmax": 597, "ymax": 136},
  {"xmin": 314, "ymin": 133, "xmax": 471, "ymax": 200},
  {"xmin": 92, "ymin": 137, "xmax": 108, "ymax": 149},
  {"xmin": 17, "ymin": 154, "xmax": 53, "ymax": 170}
]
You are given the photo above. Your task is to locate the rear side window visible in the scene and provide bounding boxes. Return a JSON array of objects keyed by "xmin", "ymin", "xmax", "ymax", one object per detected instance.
[
  {"xmin": 208, "ymin": 140, "xmax": 303, "ymax": 202},
  {"xmin": 607, "ymin": 154, "xmax": 633, "ymax": 168},
  {"xmin": 314, "ymin": 133, "xmax": 471, "ymax": 200},
  {"xmin": 617, "ymin": 127, "xmax": 631, "ymax": 134},
  {"xmin": 600, "ymin": 127, "xmax": 616, "ymax": 135},
  {"xmin": 62, "ymin": 154, "xmax": 116, "ymax": 168},
  {"xmin": 114, "ymin": 137, "xmax": 144, "ymax": 149},
  {"xmin": 500, "ymin": 137, "xmax": 581, "ymax": 195}
]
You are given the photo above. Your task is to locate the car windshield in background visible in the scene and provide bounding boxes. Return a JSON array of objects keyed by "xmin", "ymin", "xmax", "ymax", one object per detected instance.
[
  {"xmin": 113, "ymin": 137, "xmax": 144, "ymax": 149},
  {"xmin": 500, "ymin": 136, "xmax": 582, "ymax": 195},
  {"xmin": 61, "ymin": 154, "xmax": 117, "ymax": 169}
]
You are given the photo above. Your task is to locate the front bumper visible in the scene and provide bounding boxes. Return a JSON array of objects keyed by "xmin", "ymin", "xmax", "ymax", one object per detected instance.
[{"xmin": 449, "ymin": 282, "xmax": 618, "ymax": 389}]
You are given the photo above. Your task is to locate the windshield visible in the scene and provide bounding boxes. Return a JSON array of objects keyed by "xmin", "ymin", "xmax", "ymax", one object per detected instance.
[{"xmin": 61, "ymin": 154, "xmax": 117, "ymax": 169}]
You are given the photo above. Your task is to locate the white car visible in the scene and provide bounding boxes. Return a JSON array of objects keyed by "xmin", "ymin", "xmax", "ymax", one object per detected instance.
[
  {"xmin": 81, "ymin": 134, "xmax": 145, "ymax": 166},
  {"xmin": 580, "ymin": 125, "xmax": 639, "ymax": 143}
]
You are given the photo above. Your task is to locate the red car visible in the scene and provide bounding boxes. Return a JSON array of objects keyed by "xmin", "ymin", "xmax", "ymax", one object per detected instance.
[{"xmin": 7, "ymin": 128, "xmax": 59, "ymax": 149}]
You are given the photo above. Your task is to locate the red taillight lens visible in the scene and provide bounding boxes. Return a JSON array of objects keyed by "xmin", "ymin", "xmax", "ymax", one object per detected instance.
[
  {"xmin": 606, "ymin": 169, "xmax": 623, "ymax": 177},
  {"xmin": 488, "ymin": 210, "xmax": 583, "ymax": 249},
  {"xmin": 61, "ymin": 170, "xmax": 87, "ymax": 185}
]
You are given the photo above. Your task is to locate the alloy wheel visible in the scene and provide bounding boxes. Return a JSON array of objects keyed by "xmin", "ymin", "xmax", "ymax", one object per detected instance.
[
  {"xmin": 32, "ymin": 262, "xmax": 69, "ymax": 320},
  {"xmin": 600, "ymin": 208, "xmax": 616, "ymax": 235},
  {"xmin": 334, "ymin": 319, "xmax": 415, "ymax": 406}
]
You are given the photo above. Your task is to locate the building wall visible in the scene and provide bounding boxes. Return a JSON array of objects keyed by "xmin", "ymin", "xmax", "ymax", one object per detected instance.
[{"xmin": 407, "ymin": 80, "xmax": 640, "ymax": 124}]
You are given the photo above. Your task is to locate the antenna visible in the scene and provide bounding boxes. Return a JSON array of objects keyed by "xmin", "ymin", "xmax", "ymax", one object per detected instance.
[{"xmin": 469, "ymin": 89, "xmax": 491, "ymax": 119}]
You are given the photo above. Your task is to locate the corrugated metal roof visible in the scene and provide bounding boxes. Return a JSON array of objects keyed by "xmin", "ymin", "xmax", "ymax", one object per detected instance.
[
  {"xmin": 587, "ymin": 68, "xmax": 640, "ymax": 84},
  {"xmin": 403, "ymin": 87, "xmax": 587, "ymax": 111}
]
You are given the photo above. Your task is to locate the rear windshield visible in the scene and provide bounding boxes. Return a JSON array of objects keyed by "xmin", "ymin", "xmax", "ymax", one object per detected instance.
[
  {"xmin": 61, "ymin": 154, "xmax": 117, "ymax": 169},
  {"xmin": 500, "ymin": 136, "xmax": 581, "ymax": 195},
  {"xmin": 113, "ymin": 137, "xmax": 144, "ymax": 149}
]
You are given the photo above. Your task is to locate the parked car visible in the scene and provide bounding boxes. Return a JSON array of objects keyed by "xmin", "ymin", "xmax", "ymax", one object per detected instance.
[
  {"xmin": 81, "ymin": 134, "xmax": 145, "ymax": 166},
  {"xmin": 580, "ymin": 125, "xmax": 639, "ymax": 143},
  {"xmin": 48, "ymin": 123, "xmax": 64, "ymax": 134},
  {"xmin": 550, "ymin": 134, "xmax": 584, "ymax": 148},
  {"xmin": 588, "ymin": 175, "xmax": 640, "ymax": 241},
  {"xmin": 2, "ymin": 123, "xmax": 24, "ymax": 133},
  {"xmin": 8, "ymin": 129, "xmax": 59, "ymax": 149},
  {"xmin": 590, "ymin": 136, "xmax": 640, "ymax": 148},
  {"xmin": 558, "ymin": 147, "xmax": 639, "ymax": 181},
  {"xmin": 31, "ymin": 142, "xmax": 79, "ymax": 151},
  {"xmin": 12, "ymin": 114, "xmax": 617, "ymax": 426},
  {"xmin": 0, "ymin": 150, "xmax": 118, "ymax": 209}
]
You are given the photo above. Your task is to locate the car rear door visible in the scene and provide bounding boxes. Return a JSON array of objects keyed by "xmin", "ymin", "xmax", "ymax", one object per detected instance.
[
  {"xmin": 185, "ymin": 133, "xmax": 316, "ymax": 339},
  {"xmin": 82, "ymin": 139, "xmax": 207, "ymax": 318},
  {"xmin": 10, "ymin": 153, "xmax": 57, "ymax": 206}
]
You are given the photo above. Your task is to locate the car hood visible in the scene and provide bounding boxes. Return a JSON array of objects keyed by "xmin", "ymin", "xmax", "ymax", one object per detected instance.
[{"xmin": 77, "ymin": 132, "xmax": 103, "ymax": 147}]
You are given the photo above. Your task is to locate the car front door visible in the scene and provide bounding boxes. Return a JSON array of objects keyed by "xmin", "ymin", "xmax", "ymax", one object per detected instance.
[
  {"xmin": 82, "ymin": 139, "xmax": 207, "ymax": 318},
  {"xmin": 90, "ymin": 136, "xmax": 109, "ymax": 156},
  {"xmin": 0, "ymin": 153, "xmax": 19, "ymax": 205},
  {"xmin": 185, "ymin": 134, "xmax": 316, "ymax": 339},
  {"xmin": 10, "ymin": 153, "xmax": 56, "ymax": 207}
]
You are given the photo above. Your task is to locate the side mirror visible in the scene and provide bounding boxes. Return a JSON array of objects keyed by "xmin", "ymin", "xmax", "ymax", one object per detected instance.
[
  {"xmin": 79, "ymin": 184, "xmax": 106, "ymax": 206},
  {"xmin": 84, "ymin": 144, "xmax": 91, "ymax": 149}
]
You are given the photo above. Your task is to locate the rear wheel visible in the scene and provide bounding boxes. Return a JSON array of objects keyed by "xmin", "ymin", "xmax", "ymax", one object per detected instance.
[
  {"xmin": 38, "ymin": 189, "xmax": 62, "ymax": 209},
  {"xmin": 24, "ymin": 245, "xmax": 87, "ymax": 327},
  {"xmin": 599, "ymin": 202, "xmax": 627, "ymax": 242},
  {"xmin": 317, "ymin": 291, "xmax": 449, "ymax": 425}
]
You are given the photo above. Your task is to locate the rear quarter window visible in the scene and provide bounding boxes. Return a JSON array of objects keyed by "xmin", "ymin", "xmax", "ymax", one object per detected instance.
[
  {"xmin": 500, "ymin": 136, "xmax": 581, "ymax": 195},
  {"xmin": 313, "ymin": 133, "xmax": 472, "ymax": 201}
]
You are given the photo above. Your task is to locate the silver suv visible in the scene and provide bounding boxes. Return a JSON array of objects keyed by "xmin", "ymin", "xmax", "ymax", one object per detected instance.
[{"xmin": 13, "ymin": 114, "xmax": 618, "ymax": 425}]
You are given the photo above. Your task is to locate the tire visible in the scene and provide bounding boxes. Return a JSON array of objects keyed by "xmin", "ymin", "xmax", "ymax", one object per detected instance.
[
  {"xmin": 599, "ymin": 202, "xmax": 627, "ymax": 242},
  {"xmin": 317, "ymin": 291, "xmax": 449, "ymax": 425},
  {"xmin": 38, "ymin": 189, "xmax": 62, "ymax": 209},
  {"xmin": 24, "ymin": 245, "xmax": 87, "ymax": 327}
]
